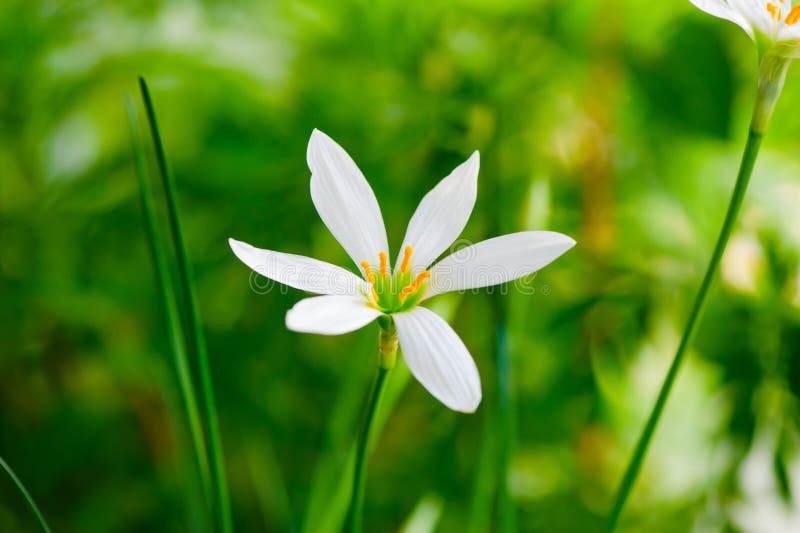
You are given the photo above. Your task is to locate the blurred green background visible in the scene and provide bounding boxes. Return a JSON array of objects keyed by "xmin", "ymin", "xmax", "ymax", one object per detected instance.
[{"xmin": 3, "ymin": 0, "xmax": 800, "ymax": 531}]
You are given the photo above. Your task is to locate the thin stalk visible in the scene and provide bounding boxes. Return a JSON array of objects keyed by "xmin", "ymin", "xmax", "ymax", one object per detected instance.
[
  {"xmin": 347, "ymin": 318, "xmax": 397, "ymax": 533},
  {"xmin": 138, "ymin": 77, "xmax": 233, "ymax": 533},
  {"xmin": 348, "ymin": 366, "xmax": 390, "ymax": 533},
  {"xmin": 125, "ymin": 97, "xmax": 213, "ymax": 508},
  {"xmin": 606, "ymin": 128, "xmax": 764, "ymax": 531},
  {"xmin": 467, "ymin": 415, "xmax": 497, "ymax": 533},
  {"xmin": 0, "ymin": 455, "xmax": 51, "ymax": 533}
]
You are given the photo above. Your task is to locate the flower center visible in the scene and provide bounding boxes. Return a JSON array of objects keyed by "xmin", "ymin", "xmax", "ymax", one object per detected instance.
[
  {"xmin": 766, "ymin": 1, "xmax": 800, "ymax": 25},
  {"xmin": 361, "ymin": 246, "xmax": 430, "ymax": 313}
]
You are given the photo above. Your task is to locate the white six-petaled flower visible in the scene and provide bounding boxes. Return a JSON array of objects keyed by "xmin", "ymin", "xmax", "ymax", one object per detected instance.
[
  {"xmin": 229, "ymin": 130, "xmax": 575, "ymax": 413},
  {"xmin": 691, "ymin": 0, "xmax": 800, "ymax": 54}
]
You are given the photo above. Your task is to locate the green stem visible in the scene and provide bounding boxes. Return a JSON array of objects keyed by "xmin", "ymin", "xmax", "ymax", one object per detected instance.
[
  {"xmin": 348, "ymin": 319, "xmax": 396, "ymax": 533},
  {"xmin": 606, "ymin": 128, "xmax": 764, "ymax": 531},
  {"xmin": 138, "ymin": 78, "xmax": 233, "ymax": 533},
  {"xmin": 348, "ymin": 367, "xmax": 390, "ymax": 533},
  {"xmin": 126, "ymin": 97, "xmax": 213, "ymax": 510},
  {"xmin": 0, "ymin": 455, "xmax": 51, "ymax": 533}
]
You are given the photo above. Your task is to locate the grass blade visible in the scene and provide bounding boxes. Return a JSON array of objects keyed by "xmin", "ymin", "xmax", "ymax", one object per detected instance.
[
  {"xmin": 0, "ymin": 455, "xmax": 51, "ymax": 533},
  {"xmin": 468, "ymin": 411, "xmax": 497, "ymax": 533},
  {"xmin": 125, "ymin": 96, "xmax": 213, "ymax": 512},
  {"xmin": 494, "ymin": 302, "xmax": 517, "ymax": 532},
  {"xmin": 137, "ymin": 77, "xmax": 233, "ymax": 533}
]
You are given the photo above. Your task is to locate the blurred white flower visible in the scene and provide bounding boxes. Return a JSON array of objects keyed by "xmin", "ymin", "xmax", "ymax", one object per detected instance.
[
  {"xmin": 721, "ymin": 233, "xmax": 765, "ymax": 293},
  {"xmin": 732, "ymin": 428, "xmax": 800, "ymax": 533},
  {"xmin": 229, "ymin": 129, "xmax": 575, "ymax": 412}
]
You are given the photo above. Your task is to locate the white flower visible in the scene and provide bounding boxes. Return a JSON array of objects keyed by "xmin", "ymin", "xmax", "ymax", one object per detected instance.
[
  {"xmin": 229, "ymin": 130, "xmax": 575, "ymax": 412},
  {"xmin": 690, "ymin": 1, "xmax": 800, "ymax": 131},
  {"xmin": 690, "ymin": 0, "xmax": 800, "ymax": 55}
]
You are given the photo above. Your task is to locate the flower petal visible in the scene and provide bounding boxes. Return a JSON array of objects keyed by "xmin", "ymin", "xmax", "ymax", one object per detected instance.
[
  {"xmin": 778, "ymin": 3, "xmax": 800, "ymax": 43},
  {"xmin": 731, "ymin": 0, "xmax": 776, "ymax": 37},
  {"xmin": 307, "ymin": 129, "xmax": 390, "ymax": 272},
  {"xmin": 285, "ymin": 295, "xmax": 382, "ymax": 335},
  {"xmin": 393, "ymin": 306, "xmax": 481, "ymax": 413},
  {"xmin": 690, "ymin": 0, "xmax": 756, "ymax": 40},
  {"xmin": 395, "ymin": 152, "xmax": 479, "ymax": 273},
  {"xmin": 229, "ymin": 238, "xmax": 368, "ymax": 295},
  {"xmin": 425, "ymin": 231, "xmax": 575, "ymax": 298}
]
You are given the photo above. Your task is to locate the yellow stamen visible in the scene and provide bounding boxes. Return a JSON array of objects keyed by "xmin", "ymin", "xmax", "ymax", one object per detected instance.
[
  {"xmin": 360, "ymin": 261, "xmax": 375, "ymax": 284},
  {"xmin": 767, "ymin": 3, "xmax": 781, "ymax": 21},
  {"xmin": 787, "ymin": 5, "xmax": 800, "ymax": 25},
  {"xmin": 379, "ymin": 251, "xmax": 388, "ymax": 278},
  {"xmin": 415, "ymin": 271, "xmax": 431, "ymax": 286},
  {"xmin": 398, "ymin": 271, "xmax": 430, "ymax": 303},
  {"xmin": 400, "ymin": 246, "xmax": 413, "ymax": 273},
  {"xmin": 371, "ymin": 286, "xmax": 379, "ymax": 303}
]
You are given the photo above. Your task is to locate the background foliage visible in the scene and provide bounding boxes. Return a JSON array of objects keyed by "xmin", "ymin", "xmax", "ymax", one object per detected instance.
[{"xmin": 3, "ymin": 0, "xmax": 800, "ymax": 531}]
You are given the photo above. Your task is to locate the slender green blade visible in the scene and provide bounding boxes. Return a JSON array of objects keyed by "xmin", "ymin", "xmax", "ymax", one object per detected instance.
[
  {"xmin": 137, "ymin": 78, "xmax": 233, "ymax": 533},
  {"xmin": 125, "ymin": 96, "xmax": 213, "ymax": 515},
  {"xmin": 0, "ymin": 455, "xmax": 51, "ymax": 533},
  {"xmin": 494, "ymin": 299, "xmax": 518, "ymax": 533},
  {"xmin": 468, "ymin": 410, "xmax": 497, "ymax": 533}
]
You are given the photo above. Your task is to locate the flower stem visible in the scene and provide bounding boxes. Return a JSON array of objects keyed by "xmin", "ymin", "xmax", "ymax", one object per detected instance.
[
  {"xmin": 138, "ymin": 77, "xmax": 233, "ymax": 533},
  {"xmin": 0, "ymin": 455, "xmax": 51, "ymax": 533},
  {"xmin": 125, "ymin": 96, "xmax": 213, "ymax": 509},
  {"xmin": 606, "ymin": 127, "xmax": 764, "ymax": 531},
  {"xmin": 347, "ymin": 318, "xmax": 397, "ymax": 533}
]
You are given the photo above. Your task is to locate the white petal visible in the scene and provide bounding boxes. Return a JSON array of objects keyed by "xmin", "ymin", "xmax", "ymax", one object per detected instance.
[
  {"xmin": 285, "ymin": 295, "xmax": 382, "ymax": 335},
  {"xmin": 395, "ymin": 152, "xmax": 479, "ymax": 273},
  {"xmin": 229, "ymin": 238, "xmax": 367, "ymax": 295},
  {"xmin": 393, "ymin": 306, "xmax": 481, "ymax": 412},
  {"xmin": 732, "ymin": 0, "xmax": 777, "ymax": 37},
  {"xmin": 307, "ymin": 129, "xmax": 390, "ymax": 271},
  {"xmin": 778, "ymin": 20, "xmax": 800, "ymax": 42},
  {"xmin": 425, "ymin": 231, "xmax": 575, "ymax": 298},
  {"xmin": 690, "ymin": 0, "xmax": 756, "ymax": 40}
]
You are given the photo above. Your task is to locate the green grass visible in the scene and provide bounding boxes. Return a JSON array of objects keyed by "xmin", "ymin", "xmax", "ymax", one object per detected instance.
[{"xmin": 0, "ymin": 455, "xmax": 51, "ymax": 533}]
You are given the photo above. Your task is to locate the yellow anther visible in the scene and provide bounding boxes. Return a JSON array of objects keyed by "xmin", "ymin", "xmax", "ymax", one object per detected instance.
[
  {"xmin": 400, "ymin": 246, "xmax": 413, "ymax": 273},
  {"xmin": 787, "ymin": 5, "xmax": 800, "ymax": 24},
  {"xmin": 379, "ymin": 251, "xmax": 388, "ymax": 278},
  {"xmin": 361, "ymin": 261, "xmax": 375, "ymax": 284},
  {"xmin": 398, "ymin": 271, "xmax": 431, "ymax": 303},
  {"xmin": 767, "ymin": 3, "xmax": 781, "ymax": 21}
]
